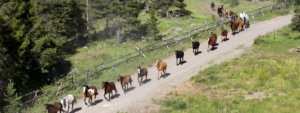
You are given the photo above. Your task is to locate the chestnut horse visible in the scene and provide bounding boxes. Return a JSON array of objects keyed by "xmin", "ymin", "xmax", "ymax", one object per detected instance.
[
  {"xmin": 45, "ymin": 102, "xmax": 64, "ymax": 113},
  {"xmin": 103, "ymin": 81, "xmax": 118, "ymax": 101},
  {"xmin": 118, "ymin": 75, "xmax": 133, "ymax": 92},
  {"xmin": 208, "ymin": 33, "xmax": 218, "ymax": 51},
  {"xmin": 156, "ymin": 59, "xmax": 167, "ymax": 79},
  {"xmin": 230, "ymin": 16, "xmax": 245, "ymax": 35},
  {"xmin": 82, "ymin": 85, "xmax": 98, "ymax": 105},
  {"xmin": 137, "ymin": 66, "xmax": 148, "ymax": 85}
]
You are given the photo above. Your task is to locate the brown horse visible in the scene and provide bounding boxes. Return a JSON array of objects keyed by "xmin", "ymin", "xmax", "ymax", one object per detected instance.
[
  {"xmin": 118, "ymin": 75, "xmax": 133, "ymax": 92},
  {"xmin": 45, "ymin": 102, "xmax": 64, "ymax": 113},
  {"xmin": 82, "ymin": 85, "xmax": 98, "ymax": 105},
  {"xmin": 137, "ymin": 66, "xmax": 148, "ymax": 85},
  {"xmin": 103, "ymin": 81, "xmax": 118, "ymax": 101},
  {"xmin": 156, "ymin": 59, "xmax": 167, "ymax": 80},
  {"xmin": 208, "ymin": 33, "xmax": 218, "ymax": 51},
  {"xmin": 230, "ymin": 16, "xmax": 245, "ymax": 35},
  {"xmin": 221, "ymin": 29, "xmax": 229, "ymax": 42}
]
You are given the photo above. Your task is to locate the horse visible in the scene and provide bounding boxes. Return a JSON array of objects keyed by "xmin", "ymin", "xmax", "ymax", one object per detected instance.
[
  {"xmin": 103, "ymin": 81, "xmax": 118, "ymax": 101},
  {"xmin": 211, "ymin": 2, "xmax": 215, "ymax": 11},
  {"xmin": 82, "ymin": 85, "xmax": 98, "ymax": 105},
  {"xmin": 45, "ymin": 102, "xmax": 64, "ymax": 113},
  {"xmin": 221, "ymin": 29, "xmax": 229, "ymax": 42},
  {"xmin": 137, "ymin": 66, "xmax": 148, "ymax": 85},
  {"xmin": 60, "ymin": 94, "xmax": 76, "ymax": 113},
  {"xmin": 208, "ymin": 33, "xmax": 218, "ymax": 51},
  {"xmin": 240, "ymin": 12, "xmax": 250, "ymax": 28},
  {"xmin": 156, "ymin": 59, "xmax": 167, "ymax": 79},
  {"xmin": 230, "ymin": 16, "xmax": 245, "ymax": 35},
  {"xmin": 175, "ymin": 50, "xmax": 184, "ymax": 65},
  {"xmin": 192, "ymin": 41, "xmax": 200, "ymax": 55},
  {"xmin": 217, "ymin": 5, "xmax": 224, "ymax": 17},
  {"xmin": 118, "ymin": 75, "xmax": 133, "ymax": 92}
]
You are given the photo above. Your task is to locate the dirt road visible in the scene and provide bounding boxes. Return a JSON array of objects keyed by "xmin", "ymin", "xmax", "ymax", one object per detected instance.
[{"xmin": 73, "ymin": 15, "xmax": 293, "ymax": 113}]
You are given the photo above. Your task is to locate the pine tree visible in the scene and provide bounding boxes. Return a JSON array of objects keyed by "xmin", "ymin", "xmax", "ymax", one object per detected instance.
[
  {"xmin": 147, "ymin": 10, "xmax": 161, "ymax": 40},
  {"xmin": 3, "ymin": 81, "xmax": 22, "ymax": 113},
  {"xmin": 0, "ymin": 0, "xmax": 86, "ymax": 92}
]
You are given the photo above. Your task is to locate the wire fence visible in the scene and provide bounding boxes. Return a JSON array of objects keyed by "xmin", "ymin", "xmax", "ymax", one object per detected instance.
[{"xmin": 20, "ymin": 2, "xmax": 290, "ymax": 109}]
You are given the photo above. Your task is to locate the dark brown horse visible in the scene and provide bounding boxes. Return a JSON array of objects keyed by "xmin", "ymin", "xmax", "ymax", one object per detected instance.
[
  {"xmin": 82, "ymin": 85, "xmax": 98, "ymax": 105},
  {"xmin": 192, "ymin": 41, "xmax": 200, "ymax": 55},
  {"xmin": 137, "ymin": 66, "xmax": 148, "ymax": 85},
  {"xmin": 217, "ymin": 5, "xmax": 224, "ymax": 17},
  {"xmin": 175, "ymin": 50, "xmax": 184, "ymax": 65},
  {"xmin": 221, "ymin": 29, "xmax": 229, "ymax": 42},
  {"xmin": 118, "ymin": 75, "xmax": 133, "ymax": 92},
  {"xmin": 103, "ymin": 81, "xmax": 118, "ymax": 101},
  {"xmin": 208, "ymin": 33, "xmax": 218, "ymax": 51},
  {"xmin": 45, "ymin": 102, "xmax": 64, "ymax": 113}
]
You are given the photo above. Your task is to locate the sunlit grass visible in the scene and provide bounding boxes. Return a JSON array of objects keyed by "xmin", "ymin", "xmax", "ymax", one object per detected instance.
[{"xmin": 161, "ymin": 27, "xmax": 300, "ymax": 113}]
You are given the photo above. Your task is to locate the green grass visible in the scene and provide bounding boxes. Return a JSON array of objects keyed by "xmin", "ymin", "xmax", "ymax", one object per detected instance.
[
  {"xmin": 24, "ymin": 1, "xmax": 289, "ymax": 112},
  {"xmin": 160, "ymin": 27, "xmax": 300, "ymax": 113}
]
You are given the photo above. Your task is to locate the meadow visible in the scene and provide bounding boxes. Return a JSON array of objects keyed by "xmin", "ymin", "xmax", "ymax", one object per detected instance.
[{"xmin": 161, "ymin": 27, "xmax": 300, "ymax": 113}]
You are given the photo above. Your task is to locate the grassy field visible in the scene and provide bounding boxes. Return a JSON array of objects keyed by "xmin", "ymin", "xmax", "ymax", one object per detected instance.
[
  {"xmin": 160, "ymin": 27, "xmax": 300, "ymax": 113},
  {"xmin": 69, "ymin": 0, "xmax": 273, "ymax": 73},
  {"xmin": 24, "ymin": 0, "xmax": 289, "ymax": 112}
]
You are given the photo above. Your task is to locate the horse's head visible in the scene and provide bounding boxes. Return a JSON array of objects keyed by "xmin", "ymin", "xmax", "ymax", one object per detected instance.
[
  {"xmin": 117, "ymin": 76, "xmax": 123, "ymax": 82},
  {"xmin": 102, "ymin": 82, "xmax": 107, "ymax": 89}
]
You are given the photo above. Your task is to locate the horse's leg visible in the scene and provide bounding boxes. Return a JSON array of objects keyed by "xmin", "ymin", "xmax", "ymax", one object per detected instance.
[
  {"xmin": 71, "ymin": 103, "xmax": 74, "ymax": 112},
  {"xmin": 67, "ymin": 104, "xmax": 69, "ymax": 113},
  {"xmin": 158, "ymin": 71, "xmax": 160, "ymax": 80},
  {"xmin": 109, "ymin": 92, "xmax": 111, "ymax": 101},
  {"xmin": 83, "ymin": 97, "xmax": 87, "ymax": 105},
  {"xmin": 104, "ymin": 91, "xmax": 107, "ymax": 100}
]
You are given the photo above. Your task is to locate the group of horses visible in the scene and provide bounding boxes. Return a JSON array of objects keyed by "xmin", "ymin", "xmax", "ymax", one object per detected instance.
[
  {"xmin": 45, "ymin": 59, "xmax": 168, "ymax": 113},
  {"xmin": 45, "ymin": 4, "xmax": 251, "ymax": 113}
]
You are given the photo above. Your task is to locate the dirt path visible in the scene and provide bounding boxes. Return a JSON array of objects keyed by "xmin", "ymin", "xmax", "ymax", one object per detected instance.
[{"xmin": 73, "ymin": 15, "xmax": 292, "ymax": 113}]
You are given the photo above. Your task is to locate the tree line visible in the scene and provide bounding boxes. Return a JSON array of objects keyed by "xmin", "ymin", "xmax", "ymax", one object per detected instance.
[{"xmin": 0, "ymin": 0, "xmax": 190, "ymax": 112}]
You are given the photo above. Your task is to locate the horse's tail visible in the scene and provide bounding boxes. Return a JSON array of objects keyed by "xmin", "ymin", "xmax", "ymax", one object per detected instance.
[{"xmin": 129, "ymin": 77, "xmax": 133, "ymax": 85}]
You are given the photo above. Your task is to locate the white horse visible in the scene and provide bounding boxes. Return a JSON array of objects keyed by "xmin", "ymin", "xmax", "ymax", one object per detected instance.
[{"xmin": 60, "ymin": 94, "xmax": 76, "ymax": 113}]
